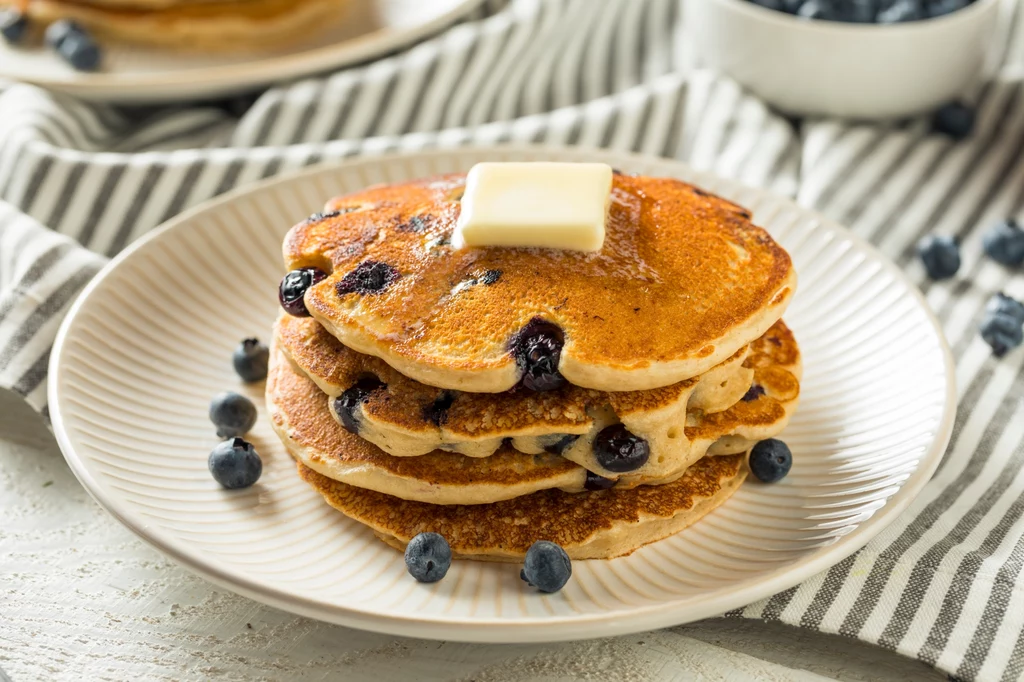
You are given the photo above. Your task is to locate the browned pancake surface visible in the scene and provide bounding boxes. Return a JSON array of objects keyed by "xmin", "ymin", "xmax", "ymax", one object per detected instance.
[
  {"xmin": 268, "ymin": 350, "xmax": 581, "ymax": 488},
  {"xmin": 288, "ymin": 173, "xmax": 794, "ymax": 392},
  {"xmin": 298, "ymin": 454, "xmax": 745, "ymax": 558}
]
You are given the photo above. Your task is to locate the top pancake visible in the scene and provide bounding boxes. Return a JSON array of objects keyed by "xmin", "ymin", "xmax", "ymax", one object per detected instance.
[{"xmin": 287, "ymin": 173, "xmax": 795, "ymax": 393}]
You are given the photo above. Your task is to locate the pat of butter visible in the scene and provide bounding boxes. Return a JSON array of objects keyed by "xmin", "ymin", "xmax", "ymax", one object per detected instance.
[{"xmin": 453, "ymin": 162, "xmax": 613, "ymax": 252}]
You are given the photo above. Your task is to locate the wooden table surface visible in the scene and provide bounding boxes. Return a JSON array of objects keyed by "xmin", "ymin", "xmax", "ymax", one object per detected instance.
[{"xmin": 0, "ymin": 390, "xmax": 943, "ymax": 682}]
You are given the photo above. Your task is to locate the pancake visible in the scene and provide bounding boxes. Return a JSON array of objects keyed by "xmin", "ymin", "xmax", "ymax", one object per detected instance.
[
  {"xmin": 269, "ymin": 321, "xmax": 798, "ymax": 499},
  {"xmin": 16, "ymin": 0, "xmax": 348, "ymax": 50},
  {"xmin": 297, "ymin": 454, "xmax": 746, "ymax": 561},
  {"xmin": 267, "ymin": 346, "xmax": 587, "ymax": 505},
  {"xmin": 274, "ymin": 313, "xmax": 754, "ymax": 459},
  {"xmin": 285, "ymin": 173, "xmax": 795, "ymax": 393},
  {"xmin": 556, "ymin": 319, "xmax": 800, "ymax": 483}
]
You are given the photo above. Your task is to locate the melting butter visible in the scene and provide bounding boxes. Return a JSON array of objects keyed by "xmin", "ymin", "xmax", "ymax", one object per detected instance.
[{"xmin": 453, "ymin": 162, "xmax": 612, "ymax": 252}]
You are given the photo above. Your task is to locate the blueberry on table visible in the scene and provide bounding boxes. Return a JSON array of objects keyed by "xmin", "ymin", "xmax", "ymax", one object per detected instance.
[
  {"xmin": 796, "ymin": 1, "xmax": 834, "ymax": 19},
  {"xmin": 980, "ymin": 313, "xmax": 1024, "ymax": 357},
  {"xmin": 233, "ymin": 338, "xmax": 269, "ymax": 383},
  {"xmin": 404, "ymin": 532, "xmax": 452, "ymax": 583},
  {"xmin": 982, "ymin": 219, "xmax": 1024, "ymax": 267},
  {"xmin": 748, "ymin": 439, "xmax": 793, "ymax": 483},
  {"xmin": 520, "ymin": 541, "xmax": 572, "ymax": 593},
  {"xmin": 917, "ymin": 235, "xmax": 960, "ymax": 280},
  {"xmin": 0, "ymin": 8, "xmax": 28, "ymax": 44},
  {"xmin": 986, "ymin": 293, "xmax": 1024, "ymax": 325},
  {"xmin": 209, "ymin": 391, "xmax": 257, "ymax": 439},
  {"xmin": 278, "ymin": 267, "xmax": 327, "ymax": 317},
  {"xmin": 932, "ymin": 102, "xmax": 976, "ymax": 140},
  {"xmin": 927, "ymin": 0, "xmax": 971, "ymax": 18},
  {"xmin": 208, "ymin": 438, "xmax": 262, "ymax": 489}
]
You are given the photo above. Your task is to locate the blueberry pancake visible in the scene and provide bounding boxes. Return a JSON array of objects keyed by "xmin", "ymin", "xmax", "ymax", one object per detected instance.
[
  {"xmin": 268, "ymin": 321, "xmax": 799, "ymax": 490},
  {"xmin": 296, "ymin": 454, "xmax": 746, "ymax": 561},
  {"xmin": 10, "ymin": 0, "xmax": 348, "ymax": 50},
  {"xmin": 274, "ymin": 313, "xmax": 754, "ymax": 459},
  {"xmin": 284, "ymin": 173, "xmax": 796, "ymax": 393}
]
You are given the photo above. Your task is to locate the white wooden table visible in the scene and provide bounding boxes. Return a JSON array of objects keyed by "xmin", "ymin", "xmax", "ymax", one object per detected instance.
[{"xmin": 0, "ymin": 390, "xmax": 943, "ymax": 682}]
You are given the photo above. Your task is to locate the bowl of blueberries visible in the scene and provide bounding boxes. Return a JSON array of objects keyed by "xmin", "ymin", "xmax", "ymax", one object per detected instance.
[{"xmin": 686, "ymin": 0, "xmax": 1000, "ymax": 119}]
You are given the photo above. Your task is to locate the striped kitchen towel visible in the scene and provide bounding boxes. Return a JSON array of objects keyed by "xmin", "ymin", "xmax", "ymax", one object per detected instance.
[{"xmin": 1, "ymin": 0, "xmax": 1023, "ymax": 678}]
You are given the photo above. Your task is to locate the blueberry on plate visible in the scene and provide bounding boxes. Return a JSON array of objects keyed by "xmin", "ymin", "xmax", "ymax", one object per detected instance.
[
  {"xmin": 986, "ymin": 293, "xmax": 1024, "ymax": 325},
  {"xmin": 520, "ymin": 540, "xmax": 572, "ymax": 593},
  {"xmin": 932, "ymin": 101, "xmax": 976, "ymax": 140},
  {"xmin": 208, "ymin": 438, "xmax": 262, "ymax": 489},
  {"xmin": 58, "ymin": 31, "xmax": 101, "ymax": 72},
  {"xmin": 404, "ymin": 532, "xmax": 452, "ymax": 583},
  {"xmin": 980, "ymin": 313, "xmax": 1024, "ymax": 357},
  {"xmin": 982, "ymin": 219, "xmax": 1024, "ymax": 267},
  {"xmin": 45, "ymin": 18, "xmax": 79, "ymax": 49},
  {"xmin": 593, "ymin": 424, "xmax": 650, "ymax": 473},
  {"xmin": 0, "ymin": 8, "xmax": 28, "ymax": 44},
  {"xmin": 917, "ymin": 234, "xmax": 960, "ymax": 280},
  {"xmin": 278, "ymin": 267, "xmax": 327, "ymax": 317},
  {"xmin": 45, "ymin": 19, "xmax": 102, "ymax": 72},
  {"xmin": 233, "ymin": 338, "xmax": 269, "ymax": 383},
  {"xmin": 209, "ymin": 391, "xmax": 257, "ymax": 439},
  {"xmin": 748, "ymin": 439, "xmax": 793, "ymax": 483}
]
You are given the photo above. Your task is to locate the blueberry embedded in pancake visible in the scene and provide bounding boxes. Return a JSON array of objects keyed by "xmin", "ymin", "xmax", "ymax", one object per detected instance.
[{"xmin": 287, "ymin": 173, "xmax": 795, "ymax": 393}]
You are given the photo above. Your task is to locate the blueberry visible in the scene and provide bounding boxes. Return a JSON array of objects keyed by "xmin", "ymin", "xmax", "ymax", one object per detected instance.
[
  {"xmin": 544, "ymin": 434, "xmax": 579, "ymax": 455},
  {"xmin": 742, "ymin": 384, "xmax": 766, "ymax": 402},
  {"xmin": 749, "ymin": 439, "xmax": 793, "ymax": 483},
  {"xmin": 749, "ymin": 0, "xmax": 787, "ymax": 10},
  {"xmin": 982, "ymin": 219, "xmax": 1024, "ymax": 267},
  {"xmin": 980, "ymin": 312, "xmax": 1023, "ymax": 357},
  {"xmin": 481, "ymin": 269, "xmax": 502, "ymax": 285},
  {"xmin": 593, "ymin": 424, "xmax": 650, "ymax": 473},
  {"xmin": 58, "ymin": 31, "xmax": 101, "ymax": 72},
  {"xmin": 932, "ymin": 102, "xmax": 976, "ymax": 140},
  {"xmin": 333, "ymin": 376, "xmax": 386, "ymax": 434},
  {"xmin": 209, "ymin": 391, "xmax": 257, "ymax": 439},
  {"xmin": 520, "ymin": 541, "xmax": 572, "ymax": 593},
  {"xmin": 510, "ymin": 318, "xmax": 566, "ymax": 392},
  {"xmin": 45, "ymin": 19, "xmax": 80, "ymax": 50},
  {"xmin": 422, "ymin": 391, "xmax": 455, "ymax": 426},
  {"xmin": 584, "ymin": 471, "xmax": 617, "ymax": 491},
  {"xmin": 208, "ymin": 438, "xmax": 262, "ymax": 489},
  {"xmin": 233, "ymin": 338, "xmax": 269, "ymax": 383},
  {"xmin": 404, "ymin": 532, "xmax": 452, "ymax": 583},
  {"xmin": 917, "ymin": 234, "xmax": 960, "ymax": 279},
  {"xmin": 986, "ymin": 293, "xmax": 1024, "ymax": 325},
  {"xmin": 0, "ymin": 9, "xmax": 28, "ymax": 44},
  {"xmin": 336, "ymin": 261, "xmax": 400, "ymax": 296},
  {"xmin": 278, "ymin": 267, "xmax": 327, "ymax": 317}
]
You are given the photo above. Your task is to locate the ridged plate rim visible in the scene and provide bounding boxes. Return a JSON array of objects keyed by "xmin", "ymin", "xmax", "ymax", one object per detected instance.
[{"xmin": 48, "ymin": 144, "xmax": 957, "ymax": 642}]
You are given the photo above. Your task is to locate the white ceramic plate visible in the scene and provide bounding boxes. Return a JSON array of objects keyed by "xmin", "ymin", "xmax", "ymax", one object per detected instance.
[
  {"xmin": 0, "ymin": 0, "xmax": 483, "ymax": 102},
  {"xmin": 49, "ymin": 146, "xmax": 956, "ymax": 642}
]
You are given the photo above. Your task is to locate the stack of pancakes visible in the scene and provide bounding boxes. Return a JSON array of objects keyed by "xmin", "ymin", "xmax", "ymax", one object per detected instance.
[
  {"xmin": 7, "ymin": 0, "xmax": 348, "ymax": 49},
  {"xmin": 268, "ymin": 172, "xmax": 800, "ymax": 561}
]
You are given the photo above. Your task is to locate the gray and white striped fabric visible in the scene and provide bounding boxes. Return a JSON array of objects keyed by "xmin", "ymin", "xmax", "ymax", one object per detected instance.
[{"xmin": 0, "ymin": 0, "xmax": 1022, "ymax": 678}]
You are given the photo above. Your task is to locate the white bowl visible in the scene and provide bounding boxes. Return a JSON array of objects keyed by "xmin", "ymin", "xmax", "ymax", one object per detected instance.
[{"xmin": 686, "ymin": 0, "xmax": 1000, "ymax": 119}]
